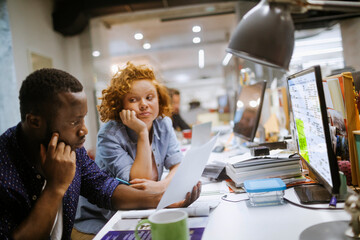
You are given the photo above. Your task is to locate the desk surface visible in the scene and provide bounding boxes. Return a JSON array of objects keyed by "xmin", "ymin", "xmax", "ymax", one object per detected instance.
[
  {"xmin": 94, "ymin": 133, "xmax": 351, "ymax": 240},
  {"xmin": 94, "ymin": 186, "xmax": 350, "ymax": 240}
]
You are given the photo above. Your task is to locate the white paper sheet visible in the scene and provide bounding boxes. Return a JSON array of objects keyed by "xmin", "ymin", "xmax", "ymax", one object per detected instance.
[
  {"xmin": 191, "ymin": 121, "xmax": 212, "ymax": 147},
  {"xmin": 156, "ymin": 134, "xmax": 218, "ymax": 210}
]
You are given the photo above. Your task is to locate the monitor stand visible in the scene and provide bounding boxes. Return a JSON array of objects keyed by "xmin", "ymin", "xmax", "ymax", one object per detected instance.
[
  {"xmin": 299, "ymin": 220, "xmax": 354, "ymax": 240},
  {"xmin": 294, "ymin": 185, "xmax": 346, "ymax": 204},
  {"xmin": 294, "ymin": 185, "xmax": 332, "ymax": 204},
  {"xmin": 294, "ymin": 171, "xmax": 348, "ymax": 204}
]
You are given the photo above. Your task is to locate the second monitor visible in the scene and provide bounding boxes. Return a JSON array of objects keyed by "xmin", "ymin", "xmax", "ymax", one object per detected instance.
[{"xmin": 233, "ymin": 80, "xmax": 267, "ymax": 142}]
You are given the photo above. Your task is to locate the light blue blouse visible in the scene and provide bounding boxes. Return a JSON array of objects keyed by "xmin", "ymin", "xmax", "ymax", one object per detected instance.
[
  {"xmin": 74, "ymin": 116, "xmax": 183, "ymax": 234},
  {"xmin": 95, "ymin": 116, "xmax": 182, "ymax": 181}
]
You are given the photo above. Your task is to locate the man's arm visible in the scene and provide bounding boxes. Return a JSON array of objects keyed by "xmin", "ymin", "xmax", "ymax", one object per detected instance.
[
  {"xmin": 12, "ymin": 186, "xmax": 64, "ymax": 240},
  {"xmin": 12, "ymin": 134, "xmax": 76, "ymax": 239},
  {"xmin": 111, "ymin": 181, "xmax": 201, "ymax": 210}
]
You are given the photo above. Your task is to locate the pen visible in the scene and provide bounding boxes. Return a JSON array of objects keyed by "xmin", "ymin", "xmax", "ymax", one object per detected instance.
[{"xmin": 115, "ymin": 177, "xmax": 131, "ymax": 185}]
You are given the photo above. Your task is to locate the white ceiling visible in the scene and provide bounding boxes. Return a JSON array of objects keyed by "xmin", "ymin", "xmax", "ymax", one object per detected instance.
[
  {"xmin": 89, "ymin": 2, "xmax": 238, "ymax": 87},
  {"xmin": 89, "ymin": 1, "xmax": 345, "ymax": 91}
]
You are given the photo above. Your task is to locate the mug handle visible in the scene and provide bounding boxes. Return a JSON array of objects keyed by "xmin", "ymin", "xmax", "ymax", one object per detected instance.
[{"xmin": 134, "ymin": 219, "xmax": 150, "ymax": 240}]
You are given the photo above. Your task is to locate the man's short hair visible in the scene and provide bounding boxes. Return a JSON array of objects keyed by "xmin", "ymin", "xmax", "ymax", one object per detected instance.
[
  {"xmin": 19, "ymin": 68, "xmax": 83, "ymax": 121},
  {"xmin": 168, "ymin": 88, "xmax": 180, "ymax": 98}
]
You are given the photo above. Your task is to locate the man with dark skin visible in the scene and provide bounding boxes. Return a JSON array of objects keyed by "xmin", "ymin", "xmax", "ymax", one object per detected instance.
[{"xmin": 0, "ymin": 68, "xmax": 200, "ymax": 239}]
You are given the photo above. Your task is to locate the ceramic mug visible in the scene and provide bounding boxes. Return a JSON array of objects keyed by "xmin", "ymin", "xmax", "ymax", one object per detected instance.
[{"xmin": 134, "ymin": 209, "xmax": 189, "ymax": 240}]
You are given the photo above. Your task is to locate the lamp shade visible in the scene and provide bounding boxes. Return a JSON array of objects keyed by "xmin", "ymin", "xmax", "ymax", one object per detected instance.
[{"xmin": 227, "ymin": 0, "xmax": 295, "ymax": 71}]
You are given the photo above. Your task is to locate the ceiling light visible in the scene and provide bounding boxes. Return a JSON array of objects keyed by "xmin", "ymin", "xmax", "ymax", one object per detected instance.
[
  {"xmin": 249, "ymin": 100, "xmax": 258, "ymax": 108},
  {"xmin": 237, "ymin": 101, "xmax": 244, "ymax": 108},
  {"xmin": 295, "ymin": 37, "xmax": 342, "ymax": 47},
  {"xmin": 193, "ymin": 37, "xmax": 201, "ymax": 44},
  {"xmin": 292, "ymin": 47, "xmax": 343, "ymax": 59},
  {"xmin": 92, "ymin": 51, "xmax": 100, "ymax": 57},
  {"xmin": 227, "ymin": 0, "xmax": 294, "ymax": 71},
  {"xmin": 134, "ymin": 33, "xmax": 143, "ymax": 40},
  {"xmin": 198, "ymin": 49, "xmax": 204, "ymax": 69},
  {"xmin": 192, "ymin": 26, "xmax": 201, "ymax": 33},
  {"xmin": 111, "ymin": 65, "xmax": 118, "ymax": 75},
  {"xmin": 143, "ymin": 43, "xmax": 151, "ymax": 49},
  {"xmin": 222, "ymin": 53, "xmax": 233, "ymax": 66},
  {"xmin": 174, "ymin": 74, "xmax": 190, "ymax": 83},
  {"xmin": 301, "ymin": 57, "xmax": 344, "ymax": 69}
]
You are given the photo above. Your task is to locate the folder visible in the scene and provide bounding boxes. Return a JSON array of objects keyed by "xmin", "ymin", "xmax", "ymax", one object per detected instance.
[{"xmin": 324, "ymin": 72, "xmax": 360, "ymax": 185}]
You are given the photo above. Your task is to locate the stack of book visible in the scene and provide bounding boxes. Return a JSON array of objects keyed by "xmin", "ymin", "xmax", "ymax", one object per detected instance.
[{"xmin": 225, "ymin": 153, "xmax": 302, "ymax": 187}]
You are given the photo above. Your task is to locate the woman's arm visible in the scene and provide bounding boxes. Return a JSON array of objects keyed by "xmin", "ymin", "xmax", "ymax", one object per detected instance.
[
  {"xmin": 130, "ymin": 164, "xmax": 179, "ymax": 191},
  {"xmin": 119, "ymin": 110, "xmax": 153, "ymax": 179},
  {"xmin": 131, "ymin": 129, "xmax": 153, "ymax": 179},
  {"xmin": 158, "ymin": 163, "xmax": 179, "ymax": 188}
]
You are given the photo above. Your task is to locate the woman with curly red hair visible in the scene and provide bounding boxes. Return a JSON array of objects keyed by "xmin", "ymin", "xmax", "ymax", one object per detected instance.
[{"xmin": 74, "ymin": 62, "xmax": 184, "ymax": 235}]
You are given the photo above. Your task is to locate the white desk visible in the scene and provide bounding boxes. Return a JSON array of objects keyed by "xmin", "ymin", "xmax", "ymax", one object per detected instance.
[
  {"xmin": 201, "ymin": 188, "xmax": 350, "ymax": 240},
  {"xmin": 94, "ymin": 133, "xmax": 351, "ymax": 239},
  {"xmin": 94, "ymin": 186, "xmax": 350, "ymax": 240}
]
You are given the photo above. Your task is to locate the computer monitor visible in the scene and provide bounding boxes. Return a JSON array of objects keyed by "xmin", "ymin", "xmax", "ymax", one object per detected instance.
[
  {"xmin": 287, "ymin": 65, "xmax": 341, "ymax": 204},
  {"xmin": 218, "ymin": 95, "xmax": 230, "ymax": 114},
  {"xmin": 233, "ymin": 81, "xmax": 267, "ymax": 142}
]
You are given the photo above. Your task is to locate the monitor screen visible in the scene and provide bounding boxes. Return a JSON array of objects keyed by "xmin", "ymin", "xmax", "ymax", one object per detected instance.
[
  {"xmin": 233, "ymin": 81, "xmax": 266, "ymax": 142},
  {"xmin": 218, "ymin": 95, "xmax": 230, "ymax": 114},
  {"xmin": 287, "ymin": 65, "xmax": 340, "ymax": 202}
]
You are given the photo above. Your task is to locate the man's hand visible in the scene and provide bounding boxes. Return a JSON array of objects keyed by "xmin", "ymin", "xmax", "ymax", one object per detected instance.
[
  {"xmin": 12, "ymin": 133, "xmax": 76, "ymax": 239},
  {"xmin": 119, "ymin": 110, "xmax": 147, "ymax": 135},
  {"xmin": 168, "ymin": 181, "xmax": 202, "ymax": 208},
  {"xmin": 130, "ymin": 178, "xmax": 167, "ymax": 192},
  {"xmin": 39, "ymin": 133, "xmax": 76, "ymax": 194}
]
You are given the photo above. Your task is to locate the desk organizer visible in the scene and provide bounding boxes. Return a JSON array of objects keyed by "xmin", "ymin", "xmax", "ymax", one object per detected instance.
[{"xmin": 244, "ymin": 178, "xmax": 286, "ymax": 206}]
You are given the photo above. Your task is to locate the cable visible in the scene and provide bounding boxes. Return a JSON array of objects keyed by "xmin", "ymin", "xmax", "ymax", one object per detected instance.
[
  {"xmin": 286, "ymin": 182, "xmax": 321, "ymax": 189},
  {"xmin": 284, "ymin": 197, "xmax": 344, "ymax": 210},
  {"xmin": 221, "ymin": 194, "xmax": 249, "ymax": 203},
  {"xmin": 221, "ymin": 194, "xmax": 344, "ymax": 209}
]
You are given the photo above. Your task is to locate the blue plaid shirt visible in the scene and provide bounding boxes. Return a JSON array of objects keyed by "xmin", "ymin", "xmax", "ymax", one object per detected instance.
[{"xmin": 0, "ymin": 124, "xmax": 119, "ymax": 239}]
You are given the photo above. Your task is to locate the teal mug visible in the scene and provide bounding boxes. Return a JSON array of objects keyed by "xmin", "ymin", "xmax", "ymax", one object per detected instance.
[{"xmin": 134, "ymin": 209, "xmax": 189, "ymax": 240}]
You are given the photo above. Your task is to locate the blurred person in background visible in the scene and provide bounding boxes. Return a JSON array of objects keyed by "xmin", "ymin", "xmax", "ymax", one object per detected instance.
[{"xmin": 168, "ymin": 88, "xmax": 190, "ymax": 131}]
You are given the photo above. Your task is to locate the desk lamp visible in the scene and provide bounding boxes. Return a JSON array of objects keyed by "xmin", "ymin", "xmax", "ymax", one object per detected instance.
[{"xmin": 226, "ymin": 0, "xmax": 360, "ymax": 71}]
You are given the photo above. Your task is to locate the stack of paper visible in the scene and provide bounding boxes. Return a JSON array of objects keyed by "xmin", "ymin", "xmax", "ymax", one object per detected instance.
[{"xmin": 225, "ymin": 152, "xmax": 302, "ymax": 187}]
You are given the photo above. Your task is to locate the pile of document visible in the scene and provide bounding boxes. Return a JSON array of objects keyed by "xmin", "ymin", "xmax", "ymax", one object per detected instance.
[{"xmin": 225, "ymin": 151, "xmax": 302, "ymax": 187}]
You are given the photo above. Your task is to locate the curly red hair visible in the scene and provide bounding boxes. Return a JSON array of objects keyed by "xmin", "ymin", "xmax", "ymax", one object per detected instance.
[{"xmin": 98, "ymin": 62, "xmax": 172, "ymax": 122}]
